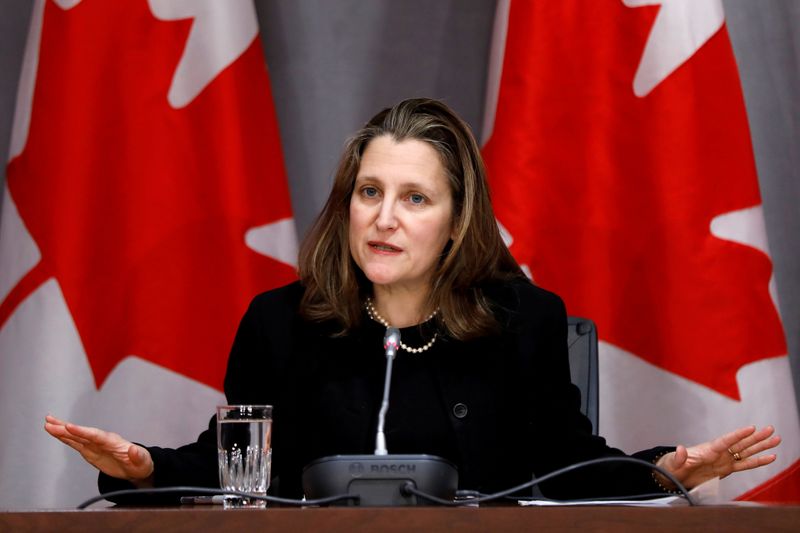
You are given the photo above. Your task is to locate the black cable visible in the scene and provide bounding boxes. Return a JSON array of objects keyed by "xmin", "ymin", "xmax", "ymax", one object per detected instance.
[
  {"xmin": 402, "ymin": 456, "xmax": 696, "ymax": 506},
  {"xmin": 76, "ymin": 486, "xmax": 358, "ymax": 510},
  {"xmin": 78, "ymin": 457, "xmax": 694, "ymax": 509}
]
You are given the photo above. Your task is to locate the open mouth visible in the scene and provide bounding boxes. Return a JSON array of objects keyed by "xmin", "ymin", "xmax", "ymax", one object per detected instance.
[{"xmin": 369, "ymin": 241, "xmax": 402, "ymax": 252}]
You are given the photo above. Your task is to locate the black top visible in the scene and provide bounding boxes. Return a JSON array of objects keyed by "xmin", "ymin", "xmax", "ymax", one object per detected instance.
[
  {"xmin": 100, "ymin": 279, "xmax": 670, "ymax": 501},
  {"xmin": 382, "ymin": 332, "xmax": 460, "ymax": 462}
]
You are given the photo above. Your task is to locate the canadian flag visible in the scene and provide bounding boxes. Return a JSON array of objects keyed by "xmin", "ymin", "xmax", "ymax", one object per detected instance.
[
  {"xmin": 483, "ymin": 0, "xmax": 800, "ymax": 501},
  {"xmin": 0, "ymin": 0, "xmax": 297, "ymax": 508}
]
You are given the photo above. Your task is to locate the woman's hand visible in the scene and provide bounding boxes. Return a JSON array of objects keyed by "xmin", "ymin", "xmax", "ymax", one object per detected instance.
[
  {"xmin": 44, "ymin": 414, "xmax": 155, "ymax": 486},
  {"xmin": 656, "ymin": 425, "xmax": 781, "ymax": 490}
]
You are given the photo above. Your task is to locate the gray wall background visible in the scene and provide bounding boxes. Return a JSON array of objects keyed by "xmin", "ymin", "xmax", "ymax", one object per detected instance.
[{"xmin": 1, "ymin": 0, "xmax": 798, "ymax": 411}]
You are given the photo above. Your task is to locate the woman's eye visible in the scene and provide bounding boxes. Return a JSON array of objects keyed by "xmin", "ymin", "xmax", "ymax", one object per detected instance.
[
  {"xmin": 408, "ymin": 193, "xmax": 426, "ymax": 205},
  {"xmin": 361, "ymin": 186, "xmax": 379, "ymax": 198}
]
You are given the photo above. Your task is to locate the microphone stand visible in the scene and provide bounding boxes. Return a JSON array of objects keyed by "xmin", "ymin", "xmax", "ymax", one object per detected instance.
[
  {"xmin": 374, "ymin": 327, "xmax": 399, "ymax": 455},
  {"xmin": 302, "ymin": 327, "xmax": 458, "ymax": 506}
]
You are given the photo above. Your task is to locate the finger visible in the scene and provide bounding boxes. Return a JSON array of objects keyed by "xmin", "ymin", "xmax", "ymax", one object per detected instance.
[
  {"xmin": 713, "ymin": 425, "xmax": 758, "ymax": 453},
  {"xmin": 45, "ymin": 414, "xmax": 69, "ymax": 426},
  {"xmin": 59, "ymin": 437, "xmax": 85, "ymax": 453},
  {"xmin": 46, "ymin": 423, "xmax": 94, "ymax": 446},
  {"xmin": 52, "ymin": 431, "xmax": 103, "ymax": 460},
  {"xmin": 128, "ymin": 444, "xmax": 147, "ymax": 466},
  {"xmin": 753, "ymin": 453, "xmax": 777, "ymax": 467},
  {"xmin": 127, "ymin": 444, "xmax": 154, "ymax": 478},
  {"xmin": 730, "ymin": 426, "xmax": 775, "ymax": 454},
  {"xmin": 43, "ymin": 421, "xmax": 63, "ymax": 437},
  {"xmin": 44, "ymin": 422, "xmax": 90, "ymax": 445},
  {"xmin": 63, "ymin": 422, "xmax": 119, "ymax": 446},
  {"xmin": 670, "ymin": 445, "xmax": 688, "ymax": 470},
  {"xmin": 55, "ymin": 435, "xmax": 95, "ymax": 457},
  {"xmin": 731, "ymin": 453, "xmax": 777, "ymax": 474},
  {"xmin": 740, "ymin": 435, "xmax": 782, "ymax": 460},
  {"xmin": 55, "ymin": 435, "xmax": 110, "ymax": 465}
]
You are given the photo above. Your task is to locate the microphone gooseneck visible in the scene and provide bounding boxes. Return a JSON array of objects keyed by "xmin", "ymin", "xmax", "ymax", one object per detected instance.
[
  {"xmin": 301, "ymin": 325, "xmax": 458, "ymax": 506},
  {"xmin": 375, "ymin": 327, "xmax": 401, "ymax": 455}
]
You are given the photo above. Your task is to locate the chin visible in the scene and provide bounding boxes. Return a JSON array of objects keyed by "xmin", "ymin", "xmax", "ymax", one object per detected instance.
[
  {"xmin": 365, "ymin": 274, "xmax": 398, "ymax": 287},
  {"xmin": 361, "ymin": 266, "xmax": 399, "ymax": 286}
]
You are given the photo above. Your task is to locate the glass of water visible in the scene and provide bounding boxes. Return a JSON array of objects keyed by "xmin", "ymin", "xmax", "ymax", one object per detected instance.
[{"xmin": 216, "ymin": 405, "xmax": 272, "ymax": 509}]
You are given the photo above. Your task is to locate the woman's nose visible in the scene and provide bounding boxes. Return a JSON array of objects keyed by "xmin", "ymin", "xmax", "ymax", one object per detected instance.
[{"xmin": 375, "ymin": 200, "xmax": 398, "ymax": 231}]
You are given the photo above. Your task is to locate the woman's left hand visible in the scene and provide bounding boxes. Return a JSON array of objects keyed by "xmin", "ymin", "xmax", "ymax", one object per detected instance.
[{"xmin": 656, "ymin": 425, "xmax": 781, "ymax": 490}]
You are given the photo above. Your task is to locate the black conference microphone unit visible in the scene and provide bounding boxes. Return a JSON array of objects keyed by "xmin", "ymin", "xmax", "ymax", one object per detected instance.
[{"xmin": 302, "ymin": 327, "xmax": 458, "ymax": 506}]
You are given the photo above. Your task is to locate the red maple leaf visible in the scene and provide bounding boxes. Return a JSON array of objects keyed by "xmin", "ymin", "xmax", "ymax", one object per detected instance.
[
  {"xmin": 483, "ymin": 1, "xmax": 786, "ymax": 400},
  {"xmin": 2, "ymin": 0, "xmax": 296, "ymax": 390}
]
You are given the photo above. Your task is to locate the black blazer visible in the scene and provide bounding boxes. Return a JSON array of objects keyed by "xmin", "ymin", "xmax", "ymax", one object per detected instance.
[{"xmin": 101, "ymin": 279, "xmax": 668, "ymax": 501}]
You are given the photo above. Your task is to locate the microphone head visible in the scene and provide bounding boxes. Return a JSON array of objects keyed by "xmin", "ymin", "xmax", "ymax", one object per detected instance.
[{"xmin": 384, "ymin": 327, "xmax": 401, "ymax": 357}]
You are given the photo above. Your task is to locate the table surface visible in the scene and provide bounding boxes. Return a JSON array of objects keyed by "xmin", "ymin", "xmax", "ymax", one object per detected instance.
[{"xmin": 2, "ymin": 504, "xmax": 799, "ymax": 533}]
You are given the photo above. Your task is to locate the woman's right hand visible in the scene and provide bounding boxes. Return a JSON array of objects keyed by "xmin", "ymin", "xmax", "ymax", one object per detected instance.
[{"xmin": 44, "ymin": 414, "xmax": 154, "ymax": 486}]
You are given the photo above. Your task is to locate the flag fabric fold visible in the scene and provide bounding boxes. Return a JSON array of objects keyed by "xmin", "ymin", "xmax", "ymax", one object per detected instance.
[
  {"xmin": 0, "ymin": 0, "xmax": 297, "ymax": 508},
  {"xmin": 483, "ymin": 0, "xmax": 799, "ymax": 501}
]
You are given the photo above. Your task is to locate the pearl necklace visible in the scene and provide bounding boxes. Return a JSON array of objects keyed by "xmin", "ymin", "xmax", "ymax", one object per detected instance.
[{"xmin": 364, "ymin": 297, "xmax": 439, "ymax": 354}]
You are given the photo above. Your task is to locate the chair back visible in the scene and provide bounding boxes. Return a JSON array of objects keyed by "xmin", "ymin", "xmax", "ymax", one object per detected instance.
[{"xmin": 567, "ymin": 317, "xmax": 599, "ymax": 435}]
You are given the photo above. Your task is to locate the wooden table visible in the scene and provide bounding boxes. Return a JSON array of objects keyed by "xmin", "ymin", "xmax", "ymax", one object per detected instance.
[{"xmin": 2, "ymin": 505, "xmax": 799, "ymax": 532}]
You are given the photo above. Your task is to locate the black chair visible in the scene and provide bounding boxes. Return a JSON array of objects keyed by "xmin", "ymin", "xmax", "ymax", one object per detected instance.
[{"xmin": 567, "ymin": 317, "xmax": 599, "ymax": 435}]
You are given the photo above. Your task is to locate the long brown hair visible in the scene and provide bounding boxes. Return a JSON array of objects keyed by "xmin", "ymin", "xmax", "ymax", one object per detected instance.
[{"xmin": 298, "ymin": 98, "xmax": 525, "ymax": 339}]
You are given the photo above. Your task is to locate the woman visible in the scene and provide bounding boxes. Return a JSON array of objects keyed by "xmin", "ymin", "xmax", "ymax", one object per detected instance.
[{"xmin": 45, "ymin": 98, "xmax": 780, "ymax": 500}]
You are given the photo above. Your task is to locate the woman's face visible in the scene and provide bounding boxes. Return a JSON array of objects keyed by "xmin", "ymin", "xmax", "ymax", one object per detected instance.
[{"xmin": 349, "ymin": 135, "xmax": 454, "ymax": 296}]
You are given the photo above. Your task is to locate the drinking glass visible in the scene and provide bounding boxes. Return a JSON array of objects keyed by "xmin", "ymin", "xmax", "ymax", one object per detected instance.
[{"xmin": 216, "ymin": 405, "xmax": 272, "ymax": 509}]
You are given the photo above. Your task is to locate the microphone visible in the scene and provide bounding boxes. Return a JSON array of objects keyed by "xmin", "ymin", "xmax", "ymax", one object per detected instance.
[
  {"xmin": 384, "ymin": 327, "xmax": 400, "ymax": 357},
  {"xmin": 302, "ymin": 326, "xmax": 458, "ymax": 506},
  {"xmin": 375, "ymin": 327, "xmax": 400, "ymax": 455}
]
